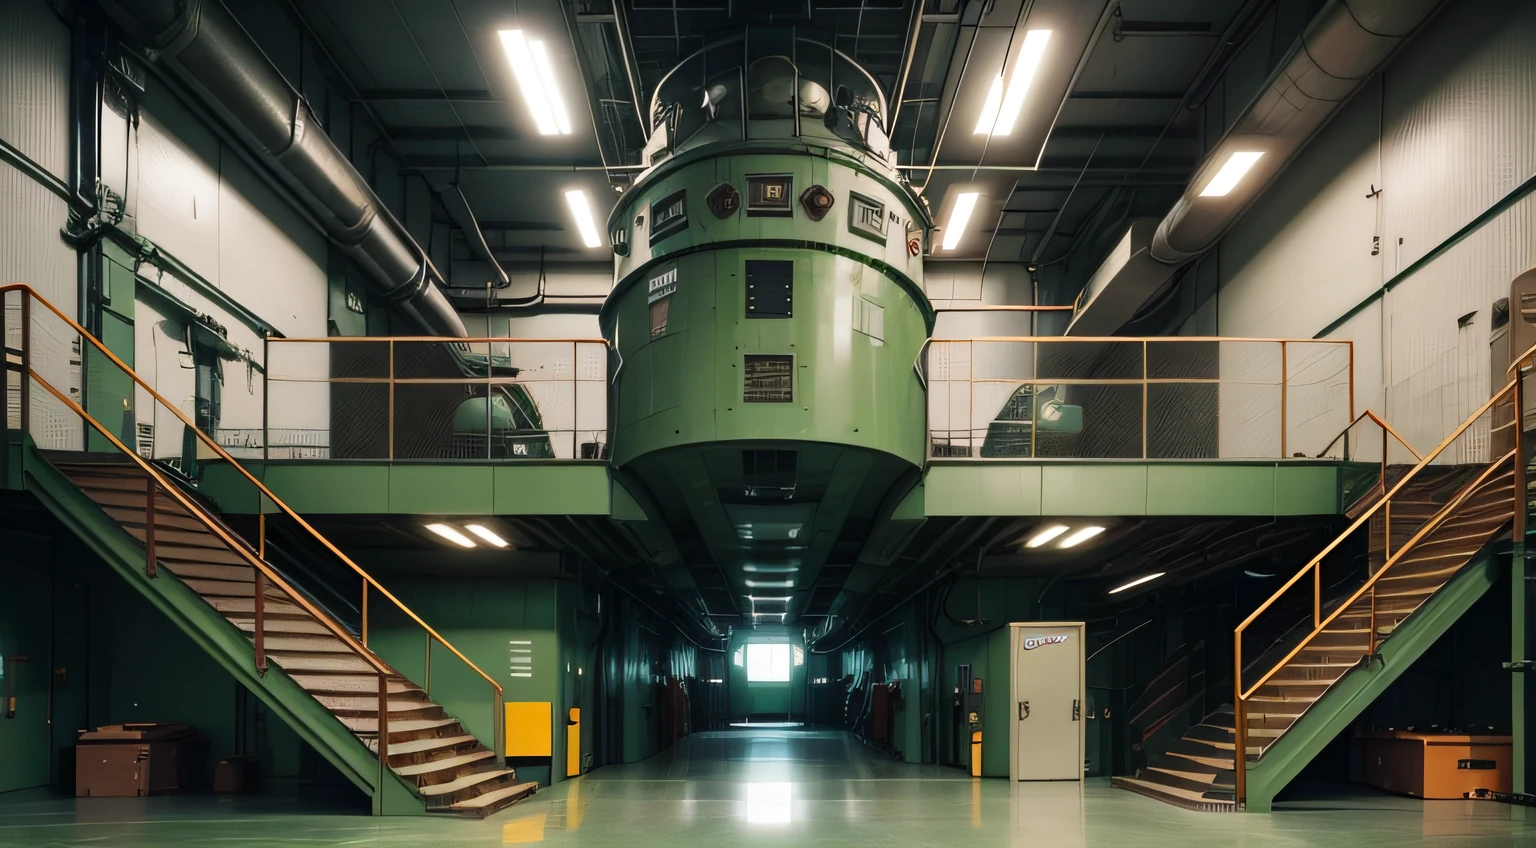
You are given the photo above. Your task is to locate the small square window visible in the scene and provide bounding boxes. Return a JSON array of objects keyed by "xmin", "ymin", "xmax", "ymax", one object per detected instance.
[
  {"xmin": 746, "ymin": 174, "xmax": 794, "ymax": 217},
  {"xmin": 650, "ymin": 189, "xmax": 688, "ymax": 244},
  {"xmin": 848, "ymin": 192, "xmax": 887, "ymax": 242},
  {"xmin": 649, "ymin": 298, "xmax": 671, "ymax": 339},
  {"xmin": 744, "ymin": 355, "xmax": 793, "ymax": 403},
  {"xmin": 745, "ymin": 259, "xmax": 793, "ymax": 318}
]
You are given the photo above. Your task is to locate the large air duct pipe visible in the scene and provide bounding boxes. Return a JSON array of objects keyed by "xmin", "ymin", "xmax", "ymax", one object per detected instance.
[
  {"xmin": 99, "ymin": 0, "xmax": 468, "ymax": 337},
  {"xmin": 1069, "ymin": 0, "xmax": 1444, "ymax": 335}
]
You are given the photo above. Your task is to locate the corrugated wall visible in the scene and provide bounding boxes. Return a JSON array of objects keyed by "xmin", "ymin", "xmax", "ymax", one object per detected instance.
[
  {"xmin": 1, "ymin": 0, "xmax": 78, "ymax": 445},
  {"xmin": 0, "ymin": 0, "xmax": 70, "ymax": 179},
  {"xmin": 1208, "ymin": 0, "xmax": 1536, "ymax": 453}
]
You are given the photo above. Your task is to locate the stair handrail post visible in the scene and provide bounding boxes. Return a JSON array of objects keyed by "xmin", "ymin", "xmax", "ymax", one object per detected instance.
[
  {"xmin": 254, "ymin": 569, "xmax": 267, "ymax": 675},
  {"xmin": 377, "ymin": 671, "xmax": 389, "ymax": 792},
  {"xmin": 19, "ymin": 290, "xmax": 30, "ymax": 435},
  {"xmin": 494, "ymin": 687, "xmax": 505, "ymax": 768},
  {"xmin": 362, "ymin": 581, "xmax": 369, "ymax": 647},
  {"xmin": 1233, "ymin": 629, "xmax": 1246, "ymax": 806},
  {"xmin": 425, "ymin": 633, "xmax": 433, "ymax": 697},
  {"xmin": 145, "ymin": 476, "xmax": 157, "ymax": 578}
]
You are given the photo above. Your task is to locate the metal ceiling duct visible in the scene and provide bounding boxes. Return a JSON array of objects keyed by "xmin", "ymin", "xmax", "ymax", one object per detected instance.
[
  {"xmin": 1069, "ymin": 0, "xmax": 1445, "ymax": 335},
  {"xmin": 99, "ymin": 0, "xmax": 468, "ymax": 337}
]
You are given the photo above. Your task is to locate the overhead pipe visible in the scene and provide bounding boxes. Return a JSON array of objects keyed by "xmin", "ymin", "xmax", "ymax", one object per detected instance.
[
  {"xmin": 1151, "ymin": 0, "xmax": 1445, "ymax": 264},
  {"xmin": 1068, "ymin": 0, "xmax": 1445, "ymax": 335},
  {"xmin": 98, "ymin": 0, "xmax": 468, "ymax": 337}
]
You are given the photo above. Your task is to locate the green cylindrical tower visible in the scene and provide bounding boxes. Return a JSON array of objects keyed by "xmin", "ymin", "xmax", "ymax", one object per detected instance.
[{"xmin": 601, "ymin": 32, "xmax": 933, "ymax": 619}]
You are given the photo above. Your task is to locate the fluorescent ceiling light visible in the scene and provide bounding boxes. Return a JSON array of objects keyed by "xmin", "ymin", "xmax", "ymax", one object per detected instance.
[
  {"xmin": 975, "ymin": 29, "xmax": 1052, "ymax": 136},
  {"xmin": 941, "ymin": 192, "xmax": 980, "ymax": 251},
  {"xmin": 1058, "ymin": 526, "xmax": 1105, "ymax": 548},
  {"xmin": 744, "ymin": 564, "xmax": 799, "ymax": 573},
  {"xmin": 564, "ymin": 190, "xmax": 602, "ymax": 248},
  {"xmin": 498, "ymin": 30, "xmax": 572, "ymax": 136},
  {"xmin": 746, "ymin": 580, "xmax": 794, "ymax": 588},
  {"xmin": 464, "ymin": 524, "xmax": 509, "ymax": 548},
  {"xmin": 750, "ymin": 596, "xmax": 791, "ymax": 603},
  {"xmin": 1108, "ymin": 571, "xmax": 1166, "ymax": 595},
  {"xmin": 1025, "ymin": 524, "xmax": 1069, "ymax": 548},
  {"xmin": 1199, "ymin": 151, "xmax": 1264, "ymax": 197},
  {"xmin": 425, "ymin": 523, "xmax": 476, "ymax": 548}
]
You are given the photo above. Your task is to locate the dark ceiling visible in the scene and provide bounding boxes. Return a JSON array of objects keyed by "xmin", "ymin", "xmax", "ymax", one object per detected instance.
[
  {"xmin": 245, "ymin": 0, "xmax": 1311, "ymax": 642},
  {"xmin": 280, "ymin": 0, "xmax": 1281, "ymax": 275}
]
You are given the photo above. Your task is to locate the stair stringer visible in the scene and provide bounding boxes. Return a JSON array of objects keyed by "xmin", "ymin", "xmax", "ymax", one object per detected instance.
[
  {"xmin": 18, "ymin": 443, "xmax": 427, "ymax": 815},
  {"xmin": 1242, "ymin": 546, "xmax": 1501, "ymax": 812}
]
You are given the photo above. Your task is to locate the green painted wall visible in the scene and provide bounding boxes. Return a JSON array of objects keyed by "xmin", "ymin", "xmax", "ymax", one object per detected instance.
[
  {"xmin": 367, "ymin": 576, "xmax": 560, "ymax": 786},
  {"xmin": 0, "ymin": 520, "xmax": 315, "ymax": 794}
]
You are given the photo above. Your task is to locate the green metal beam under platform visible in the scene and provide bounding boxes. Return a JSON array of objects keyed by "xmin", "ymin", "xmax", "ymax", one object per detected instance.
[{"xmin": 917, "ymin": 460, "xmax": 1368, "ymax": 518}]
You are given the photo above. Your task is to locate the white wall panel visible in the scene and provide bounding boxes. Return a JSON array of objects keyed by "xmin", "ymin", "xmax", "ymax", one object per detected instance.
[
  {"xmin": 137, "ymin": 90, "xmax": 222, "ymax": 287},
  {"xmin": 1202, "ymin": 0, "xmax": 1536, "ymax": 452},
  {"xmin": 1216, "ymin": 81, "xmax": 1384, "ymax": 340},
  {"xmin": 0, "ymin": 0, "xmax": 69, "ymax": 178},
  {"xmin": 1382, "ymin": 0, "xmax": 1536, "ymax": 276},
  {"xmin": 1, "ymin": 162, "xmax": 79, "ymax": 446},
  {"xmin": 216, "ymin": 155, "xmax": 327, "ymax": 338}
]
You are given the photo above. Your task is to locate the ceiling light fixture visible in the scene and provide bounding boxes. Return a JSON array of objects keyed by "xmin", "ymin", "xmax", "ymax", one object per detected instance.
[
  {"xmin": 746, "ymin": 580, "xmax": 794, "ymax": 588},
  {"xmin": 425, "ymin": 523, "xmax": 476, "ymax": 548},
  {"xmin": 498, "ymin": 30, "xmax": 572, "ymax": 136},
  {"xmin": 941, "ymin": 191, "xmax": 980, "ymax": 251},
  {"xmin": 749, "ymin": 596, "xmax": 792, "ymax": 603},
  {"xmin": 1025, "ymin": 524, "xmax": 1070, "ymax": 548},
  {"xmin": 464, "ymin": 524, "xmax": 509, "ymax": 548},
  {"xmin": 1058, "ymin": 526, "xmax": 1105, "ymax": 548},
  {"xmin": 1108, "ymin": 572, "xmax": 1166, "ymax": 595},
  {"xmin": 564, "ymin": 190, "xmax": 602, "ymax": 248},
  {"xmin": 975, "ymin": 29, "xmax": 1052, "ymax": 136},
  {"xmin": 1199, "ymin": 151, "xmax": 1264, "ymax": 197}
]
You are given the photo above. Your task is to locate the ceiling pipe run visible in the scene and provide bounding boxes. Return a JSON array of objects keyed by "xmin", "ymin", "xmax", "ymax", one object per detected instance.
[
  {"xmin": 1068, "ymin": 0, "xmax": 1445, "ymax": 335},
  {"xmin": 98, "ymin": 0, "xmax": 468, "ymax": 337}
]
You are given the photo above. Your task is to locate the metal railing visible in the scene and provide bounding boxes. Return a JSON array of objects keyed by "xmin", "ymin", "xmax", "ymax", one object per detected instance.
[
  {"xmin": 1230, "ymin": 344, "xmax": 1534, "ymax": 805},
  {"xmin": 921, "ymin": 336, "xmax": 1355, "ymax": 460},
  {"xmin": 2, "ymin": 283, "xmax": 505, "ymax": 782},
  {"xmin": 264, "ymin": 336, "xmax": 609, "ymax": 461}
]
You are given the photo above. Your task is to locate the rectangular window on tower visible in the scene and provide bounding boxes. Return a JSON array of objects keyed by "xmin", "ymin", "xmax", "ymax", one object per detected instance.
[
  {"xmin": 744, "ymin": 355, "xmax": 793, "ymax": 403},
  {"xmin": 745, "ymin": 259, "xmax": 792, "ymax": 318}
]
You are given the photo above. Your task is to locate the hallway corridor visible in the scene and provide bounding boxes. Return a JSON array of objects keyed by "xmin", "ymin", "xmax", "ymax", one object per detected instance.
[{"xmin": 2, "ymin": 729, "xmax": 1532, "ymax": 847}]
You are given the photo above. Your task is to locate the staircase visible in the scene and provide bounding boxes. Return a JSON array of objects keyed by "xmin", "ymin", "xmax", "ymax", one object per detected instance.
[
  {"xmin": 3, "ymin": 282, "xmax": 537, "ymax": 817},
  {"xmin": 37, "ymin": 455, "xmax": 537, "ymax": 816},
  {"xmin": 1118, "ymin": 393, "xmax": 1523, "ymax": 812}
]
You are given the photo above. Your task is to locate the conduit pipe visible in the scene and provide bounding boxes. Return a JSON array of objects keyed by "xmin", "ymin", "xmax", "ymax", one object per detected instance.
[
  {"xmin": 99, "ymin": 0, "xmax": 468, "ymax": 337},
  {"xmin": 1069, "ymin": 0, "xmax": 1445, "ymax": 335}
]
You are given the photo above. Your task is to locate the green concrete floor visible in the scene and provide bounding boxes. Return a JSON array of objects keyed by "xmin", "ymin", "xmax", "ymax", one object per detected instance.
[{"xmin": 2, "ymin": 729, "xmax": 1533, "ymax": 846}]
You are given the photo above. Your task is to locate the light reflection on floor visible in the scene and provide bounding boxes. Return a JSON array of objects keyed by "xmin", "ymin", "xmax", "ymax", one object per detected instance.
[{"xmin": 0, "ymin": 729, "xmax": 1532, "ymax": 846}]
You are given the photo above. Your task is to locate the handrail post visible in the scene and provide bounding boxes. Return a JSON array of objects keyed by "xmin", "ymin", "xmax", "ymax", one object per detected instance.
[
  {"xmin": 378, "ymin": 672, "xmax": 390, "ymax": 796},
  {"xmin": 145, "ymin": 477, "xmax": 157, "ymax": 578},
  {"xmin": 254, "ymin": 569, "xmax": 267, "ymax": 675},
  {"xmin": 494, "ymin": 688, "xmax": 505, "ymax": 768},
  {"xmin": 1141, "ymin": 340, "xmax": 1149, "ymax": 459},
  {"xmin": 1280, "ymin": 340, "xmax": 1288, "ymax": 459},
  {"xmin": 20, "ymin": 292, "xmax": 30, "ymax": 434},
  {"xmin": 1313, "ymin": 562, "xmax": 1321, "ymax": 628},
  {"xmin": 361, "ymin": 581, "xmax": 369, "ymax": 647},
  {"xmin": 387, "ymin": 340, "xmax": 395, "ymax": 461},
  {"xmin": 1515, "ymin": 363, "xmax": 1528, "ymax": 796},
  {"xmin": 425, "ymin": 634, "xmax": 433, "ymax": 697},
  {"xmin": 1233, "ymin": 631, "xmax": 1246, "ymax": 807}
]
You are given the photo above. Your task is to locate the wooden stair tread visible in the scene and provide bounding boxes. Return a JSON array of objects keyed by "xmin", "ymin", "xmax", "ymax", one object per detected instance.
[
  {"xmin": 234, "ymin": 618, "xmax": 331, "ymax": 636},
  {"xmin": 342, "ymin": 716, "xmax": 457, "ymax": 734},
  {"xmin": 1115, "ymin": 777, "xmax": 1233, "ymax": 808},
  {"xmin": 1165, "ymin": 752, "xmax": 1234, "ymax": 770},
  {"xmin": 375, "ymin": 734, "xmax": 476, "ymax": 755},
  {"xmin": 314, "ymin": 695, "xmax": 430, "ymax": 713},
  {"xmin": 395, "ymin": 750, "xmax": 494, "ymax": 776},
  {"xmin": 163, "ymin": 562, "xmax": 257, "ymax": 582},
  {"xmin": 266, "ymin": 653, "xmax": 376, "ymax": 672},
  {"xmin": 289, "ymin": 673, "xmax": 416, "ymax": 694},
  {"xmin": 444, "ymin": 781, "xmax": 538, "ymax": 811},
  {"xmin": 420, "ymin": 768, "xmax": 517, "ymax": 797}
]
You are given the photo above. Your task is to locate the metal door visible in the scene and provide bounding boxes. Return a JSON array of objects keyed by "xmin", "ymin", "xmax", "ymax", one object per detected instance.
[{"xmin": 1012, "ymin": 623, "xmax": 1084, "ymax": 781}]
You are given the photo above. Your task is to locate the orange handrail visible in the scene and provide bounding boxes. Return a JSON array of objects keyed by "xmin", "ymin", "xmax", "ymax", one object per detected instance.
[
  {"xmin": 1314, "ymin": 409, "xmax": 1423, "ymax": 462},
  {"xmin": 1232, "ymin": 352, "xmax": 1531, "ymax": 805},
  {"xmin": 270, "ymin": 335, "xmax": 609, "ymax": 344},
  {"xmin": 0, "ymin": 283, "xmax": 501, "ymax": 699}
]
